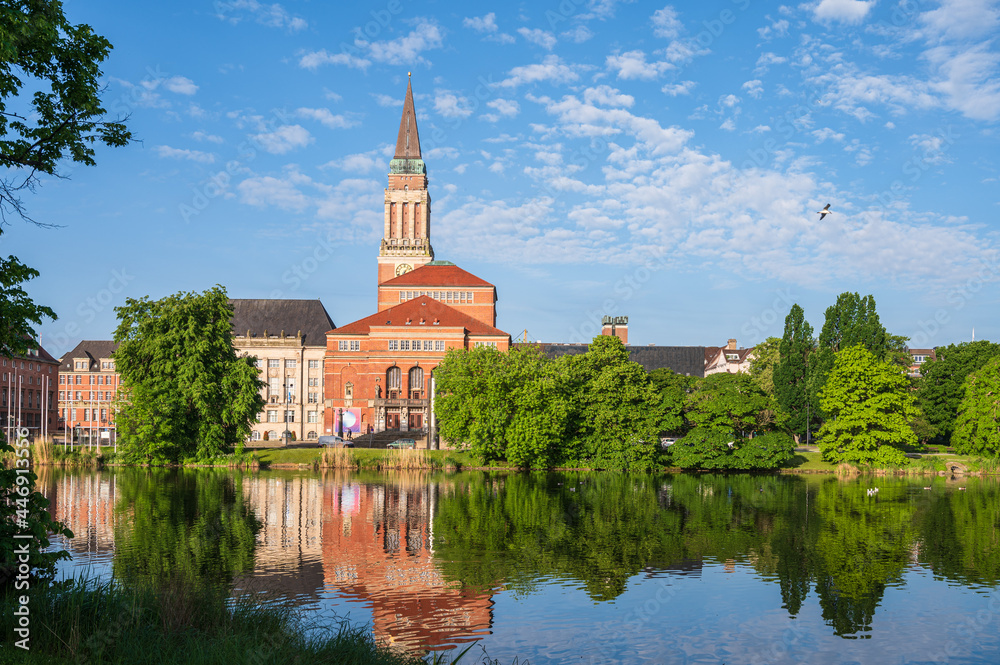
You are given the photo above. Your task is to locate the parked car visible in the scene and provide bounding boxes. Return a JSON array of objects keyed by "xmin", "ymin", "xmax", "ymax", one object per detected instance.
[
  {"xmin": 388, "ymin": 438, "xmax": 416, "ymax": 450},
  {"xmin": 318, "ymin": 435, "xmax": 347, "ymax": 447}
]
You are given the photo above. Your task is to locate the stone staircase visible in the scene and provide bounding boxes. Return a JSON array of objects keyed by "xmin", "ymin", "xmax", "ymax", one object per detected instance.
[{"xmin": 350, "ymin": 428, "xmax": 428, "ymax": 449}]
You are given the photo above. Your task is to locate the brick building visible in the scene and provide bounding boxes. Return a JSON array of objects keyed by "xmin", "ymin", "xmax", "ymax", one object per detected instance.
[
  {"xmin": 58, "ymin": 341, "xmax": 120, "ymax": 445},
  {"xmin": 2, "ymin": 344, "xmax": 60, "ymax": 441},
  {"xmin": 324, "ymin": 78, "xmax": 510, "ymax": 439}
]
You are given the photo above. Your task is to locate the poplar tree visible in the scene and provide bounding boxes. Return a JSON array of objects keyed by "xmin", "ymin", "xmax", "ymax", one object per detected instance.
[
  {"xmin": 773, "ymin": 305, "xmax": 814, "ymax": 439},
  {"xmin": 917, "ymin": 341, "xmax": 1000, "ymax": 444},
  {"xmin": 952, "ymin": 356, "xmax": 1000, "ymax": 457}
]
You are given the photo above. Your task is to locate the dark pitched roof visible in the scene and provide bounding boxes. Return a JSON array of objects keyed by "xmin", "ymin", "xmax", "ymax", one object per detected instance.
[
  {"xmin": 380, "ymin": 264, "xmax": 494, "ymax": 288},
  {"xmin": 333, "ymin": 296, "xmax": 508, "ymax": 337},
  {"xmin": 520, "ymin": 343, "xmax": 706, "ymax": 377},
  {"xmin": 5, "ymin": 342, "xmax": 59, "ymax": 365},
  {"xmin": 59, "ymin": 341, "xmax": 119, "ymax": 371},
  {"xmin": 394, "ymin": 77, "xmax": 421, "ymax": 160},
  {"xmin": 229, "ymin": 299, "xmax": 336, "ymax": 346}
]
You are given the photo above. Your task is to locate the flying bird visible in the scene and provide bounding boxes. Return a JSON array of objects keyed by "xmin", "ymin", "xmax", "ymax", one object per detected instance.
[{"xmin": 817, "ymin": 204, "xmax": 833, "ymax": 220}]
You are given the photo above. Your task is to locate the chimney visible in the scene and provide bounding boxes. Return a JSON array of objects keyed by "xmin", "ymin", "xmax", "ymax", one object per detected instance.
[
  {"xmin": 727, "ymin": 338, "xmax": 737, "ymax": 350},
  {"xmin": 601, "ymin": 315, "xmax": 629, "ymax": 345}
]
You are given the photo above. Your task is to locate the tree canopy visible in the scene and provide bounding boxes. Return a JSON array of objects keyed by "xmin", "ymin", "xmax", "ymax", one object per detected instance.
[
  {"xmin": 817, "ymin": 345, "xmax": 917, "ymax": 466},
  {"xmin": 952, "ymin": 356, "xmax": 1000, "ymax": 457},
  {"xmin": 113, "ymin": 286, "xmax": 265, "ymax": 463},
  {"xmin": 916, "ymin": 341, "xmax": 1000, "ymax": 444},
  {"xmin": 0, "ymin": 0, "xmax": 131, "ymax": 221},
  {"xmin": 773, "ymin": 305, "xmax": 815, "ymax": 439}
]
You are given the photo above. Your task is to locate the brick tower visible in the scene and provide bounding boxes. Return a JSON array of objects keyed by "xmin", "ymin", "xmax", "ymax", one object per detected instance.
[{"xmin": 377, "ymin": 75, "xmax": 434, "ymax": 290}]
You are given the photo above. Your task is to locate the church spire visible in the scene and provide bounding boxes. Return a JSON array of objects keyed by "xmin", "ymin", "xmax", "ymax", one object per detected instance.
[{"xmin": 393, "ymin": 74, "xmax": 422, "ymax": 161}]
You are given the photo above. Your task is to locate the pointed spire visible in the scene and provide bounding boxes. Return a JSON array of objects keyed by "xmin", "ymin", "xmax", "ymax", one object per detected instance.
[{"xmin": 394, "ymin": 75, "xmax": 422, "ymax": 160}]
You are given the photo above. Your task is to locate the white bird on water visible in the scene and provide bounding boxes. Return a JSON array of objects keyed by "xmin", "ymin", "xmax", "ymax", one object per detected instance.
[{"xmin": 817, "ymin": 203, "xmax": 833, "ymax": 220}]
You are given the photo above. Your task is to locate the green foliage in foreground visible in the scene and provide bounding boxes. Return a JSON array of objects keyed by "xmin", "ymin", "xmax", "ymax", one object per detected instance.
[
  {"xmin": 113, "ymin": 286, "xmax": 265, "ymax": 464},
  {"xmin": 918, "ymin": 341, "xmax": 1000, "ymax": 445},
  {"xmin": 0, "ymin": 578, "xmax": 427, "ymax": 665},
  {"xmin": 952, "ymin": 355, "xmax": 1000, "ymax": 457},
  {"xmin": 817, "ymin": 345, "xmax": 917, "ymax": 466},
  {"xmin": 669, "ymin": 429, "xmax": 796, "ymax": 470}
]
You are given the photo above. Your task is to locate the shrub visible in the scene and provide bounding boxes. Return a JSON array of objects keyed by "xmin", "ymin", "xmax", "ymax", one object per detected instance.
[{"xmin": 732, "ymin": 432, "xmax": 796, "ymax": 469}]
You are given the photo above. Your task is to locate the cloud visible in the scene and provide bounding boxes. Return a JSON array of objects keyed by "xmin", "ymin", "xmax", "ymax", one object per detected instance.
[
  {"xmin": 163, "ymin": 76, "xmax": 198, "ymax": 95},
  {"xmin": 920, "ymin": 0, "xmax": 1000, "ymax": 40},
  {"xmin": 434, "ymin": 90, "xmax": 475, "ymax": 119},
  {"xmin": 324, "ymin": 151, "xmax": 382, "ymax": 173},
  {"xmin": 462, "ymin": 12, "xmax": 515, "ymax": 41},
  {"xmin": 812, "ymin": 0, "xmax": 875, "ymax": 23},
  {"xmin": 373, "ymin": 93, "xmax": 403, "ymax": 107},
  {"xmin": 606, "ymin": 50, "xmax": 673, "ymax": 80},
  {"xmin": 482, "ymin": 98, "xmax": 521, "ymax": 122},
  {"xmin": 651, "ymin": 6, "xmax": 683, "ymax": 39},
  {"xmin": 299, "ymin": 19, "xmax": 444, "ymax": 70},
  {"xmin": 251, "ymin": 124, "xmax": 313, "ymax": 154},
  {"xmin": 662, "ymin": 80, "xmax": 696, "ymax": 96},
  {"xmin": 518, "ymin": 27, "xmax": 557, "ymax": 50},
  {"xmin": 561, "ymin": 25, "xmax": 594, "ymax": 43},
  {"xmin": 155, "ymin": 145, "xmax": 215, "ymax": 163},
  {"xmin": 754, "ymin": 52, "xmax": 787, "ymax": 75},
  {"xmin": 215, "ymin": 0, "xmax": 307, "ymax": 31},
  {"xmin": 499, "ymin": 55, "xmax": 581, "ymax": 87},
  {"xmin": 191, "ymin": 131, "xmax": 224, "ymax": 144},
  {"xmin": 238, "ymin": 175, "xmax": 310, "ymax": 211},
  {"xmin": 757, "ymin": 17, "xmax": 790, "ymax": 39},
  {"xmin": 742, "ymin": 79, "xmax": 763, "ymax": 99},
  {"xmin": 295, "ymin": 107, "xmax": 357, "ymax": 129},
  {"xmin": 583, "ymin": 85, "xmax": 635, "ymax": 108},
  {"xmin": 812, "ymin": 127, "xmax": 845, "ymax": 143}
]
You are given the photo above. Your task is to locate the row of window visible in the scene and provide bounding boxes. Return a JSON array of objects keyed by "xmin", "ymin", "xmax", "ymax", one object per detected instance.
[
  {"xmin": 474, "ymin": 341, "xmax": 499, "ymax": 349},
  {"xmin": 338, "ymin": 341, "xmax": 361, "ymax": 351},
  {"xmin": 398, "ymin": 290, "xmax": 474, "ymax": 303},
  {"xmin": 59, "ymin": 374, "xmax": 115, "ymax": 385},
  {"xmin": 62, "ymin": 408, "xmax": 110, "ymax": 422},
  {"xmin": 2, "ymin": 389, "xmax": 52, "ymax": 409},
  {"xmin": 251, "ymin": 430, "xmax": 319, "ymax": 440},
  {"xmin": 254, "ymin": 359, "xmax": 321, "ymax": 369},
  {"xmin": 387, "ymin": 340, "xmax": 446, "ymax": 351},
  {"xmin": 4, "ymin": 359, "xmax": 54, "ymax": 372},
  {"xmin": 4, "ymin": 373, "xmax": 56, "ymax": 385},
  {"xmin": 60, "ymin": 391, "xmax": 116, "ymax": 402}
]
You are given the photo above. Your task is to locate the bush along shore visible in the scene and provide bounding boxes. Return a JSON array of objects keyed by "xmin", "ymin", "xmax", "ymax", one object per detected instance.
[{"xmin": 0, "ymin": 576, "xmax": 476, "ymax": 665}]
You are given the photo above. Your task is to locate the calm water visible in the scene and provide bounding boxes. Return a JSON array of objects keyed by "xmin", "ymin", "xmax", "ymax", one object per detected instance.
[{"xmin": 37, "ymin": 468, "xmax": 1000, "ymax": 664}]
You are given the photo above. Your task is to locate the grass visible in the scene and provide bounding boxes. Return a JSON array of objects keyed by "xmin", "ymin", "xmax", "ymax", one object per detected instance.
[
  {"xmin": 0, "ymin": 576, "xmax": 475, "ymax": 665},
  {"xmin": 780, "ymin": 451, "xmax": 837, "ymax": 473},
  {"xmin": 256, "ymin": 446, "xmax": 496, "ymax": 471}
]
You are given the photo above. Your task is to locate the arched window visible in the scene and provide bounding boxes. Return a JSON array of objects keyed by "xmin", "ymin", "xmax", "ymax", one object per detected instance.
[
  {"xmin": 387, "ymin": 367, "xmax": 401, "ymax": 398},
  {"xmin": 345, "ymin": 382, "xmax": 353, "ymax": 399},
  {"xmin": 307, "ymin": 431, "xmax": 317, "ymax": 439},
  {"xmin": 409, "ymin": 367, "xmax": 424, "ymax": 398}
]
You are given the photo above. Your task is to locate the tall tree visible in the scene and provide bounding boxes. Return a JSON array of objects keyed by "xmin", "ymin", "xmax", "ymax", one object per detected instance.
[
  {"xmin": 916, "ymin": 341, "xmax": 1000, "ymax": 444},
  {"xmin": 952, "ymin": 356, "xmax": 1000, "ymax": 457},
  {"xmin": 113, "ymin": 287, "xmax": 265, "ymax": 463},
  {"xmin": 817, "ymin": 345, "xmax": 917, "ymax": 466},
  {"xmin": 648, "ymin": 367, "xmax": 694, "ymax": 435},
  {"xmin": 773, "ymin": 305, "xmax": 815, "ymax": 439},
  {"xmin": 685, "ymin": 372, "xmax": 773, "ymax": 437}
]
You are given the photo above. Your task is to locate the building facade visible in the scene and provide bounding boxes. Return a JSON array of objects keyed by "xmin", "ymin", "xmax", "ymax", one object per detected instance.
[
  {"xmin": 2, "ymin": 344, "xmax": 60, "ymax": 442},
  {"xmin": 704, "ymin": 339, "xmax": 755, "ymax": 375},
  {"xmin": 58, "ymin": 341, "xmax": 121, "ymax": 445},
  {"xmin": 324, "ymin": 79, "xmax": 511, "ymax": 440},
  {"xmin": 230, "ymin": 298, "xmax": 336, "ymax": 442}
]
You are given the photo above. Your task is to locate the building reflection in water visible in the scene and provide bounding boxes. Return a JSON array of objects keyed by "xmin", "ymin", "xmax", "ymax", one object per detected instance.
[{"xmin": 42, "ymin": 469, "xmax": 494, "ymax": 654}]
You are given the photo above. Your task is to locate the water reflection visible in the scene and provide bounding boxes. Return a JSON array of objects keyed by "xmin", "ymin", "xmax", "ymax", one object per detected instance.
[{"xmin": 39, "ymin": 469, "xmax": 1000, "ymax": 659}]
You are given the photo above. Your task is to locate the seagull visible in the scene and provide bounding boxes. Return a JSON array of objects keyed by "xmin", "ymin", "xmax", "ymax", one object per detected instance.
[{"xmin": 817, "ymin": 203, "xmax": 833, "ymax": 220}]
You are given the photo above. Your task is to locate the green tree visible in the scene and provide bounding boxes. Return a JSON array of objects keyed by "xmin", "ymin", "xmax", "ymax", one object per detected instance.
[
  {"xmin": 952, "ymin": 356, "xmax": 1000, "ymax": 456},
  {"xmin": 0, "ymin": 0, "xmax": 131, "ymax": 220},
  {"xmin": 685, "ymin": 372, "xmax": 772, "ymax": 437},
  {"xmin": 748, "ymin": 336, "xmax": 782, "ymax": 395},
  {"xmin": 113, "ymin": 287, "xmax": 265, "ymax": 463},
  {"xmin": 648, "ymin": 367, "xmax": 693, "ymax": 435},
  {"xmin": 816, "ymin": 345, "xmax": 917, "ymax": 466},
  {"xmin": 916, "ymin": 341, "xmax": 1000, "ymax": 444},
  {"xmin": 774, "ymin": 304, "xmax": 815, "ymax": 439}
]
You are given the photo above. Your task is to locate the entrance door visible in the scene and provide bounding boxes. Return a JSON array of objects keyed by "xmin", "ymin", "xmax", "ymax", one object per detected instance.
[
  {"xmin": 408, "ymin": 412, "xmax": 423, "ymax": 430},
  {"xmin": 386, "ymin": 413, "xmax": 400, "ymax": 430}
]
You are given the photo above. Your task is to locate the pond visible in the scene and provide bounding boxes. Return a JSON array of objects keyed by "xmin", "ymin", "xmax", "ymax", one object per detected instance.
[{"xmin": 38, "ymin": 468, "xmax": 1000, "ymax": 664}]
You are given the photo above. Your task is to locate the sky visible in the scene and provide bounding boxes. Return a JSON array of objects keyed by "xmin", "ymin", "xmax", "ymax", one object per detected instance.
[{"xmin": 5, "ymin": 0, "xmax": 1000, "ymax": 359}]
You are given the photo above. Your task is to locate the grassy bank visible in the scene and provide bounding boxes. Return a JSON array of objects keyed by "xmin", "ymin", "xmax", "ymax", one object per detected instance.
[
  {"xmin": 253, "ymin": 446, "xmax": 497, "ymax": 471},
  {"xmin": 1, "ymin": 578, "xmax": 459, "ymax": 665}
]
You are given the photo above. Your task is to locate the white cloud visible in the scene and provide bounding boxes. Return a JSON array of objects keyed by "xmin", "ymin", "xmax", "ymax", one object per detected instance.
[
  {"xmin": 584, "ymin": 85, "xmax": 635, "ymax": 108},
  {"xmin": 812, "ymin": 0, "xmax": 875, "ymax": 23},
  {"xmin": 295, "ymin": 107, "xmax": 357, "ymax": 129},
  {"xmin": 662, "ymin": 80, "xmax": 696, "ymax": 96},
  {"xmin": 754, "ymin": 51, "xmax": 787, "ymax": 75},
  {"xmin": 607, "ymin": 50, "xmax": 673, "ymax": 80},
  {"xmin": 238, "ymin": 176, "xmax": 310, "ymax": 211},
  {"xmin": 720, "ymin": 119, "xmax": 736, "ymax": 131},
  {"xmin": 324, "ymin": 151, "xmax": 381, "ymax": 173},
  {"xmin": 742, "ymin": 79, "xmax": 763, "ymax": 99},
  {"xmin": 299, "ymin": 19, "xmax": 444, "ymax": 70},
  {"xmin": 463, "ymin": 11, "xmax": 515, "ymax": 41},
  {"xmin": 925, "ymin": 42, "xmax": 1000, "ymax": 121},
  {"xmin": 561, "ymin": 25, "xmax": 594, "ymax": 43},
  {"xmin": 215, "ymin": 0, "xmax": 307, "ymax": 31},
  {"xmin": 373, "ymin": 93, "xmax": 402, "ymax": 107},
  {"xmin": 758, "ymin": 17, "xmax": 790, "ymax": 39},
  {"xmin": 920, "ymin": 0, "xmax": 1000, "ymax": 40},
  {"xmin": 651, "ymin": 6, "xmax": 683, "ymax": 38},
  {"xmin": 812, "ymin": 127, "xmax": 845, "ymax": 142},
  {"xmin": 499, "ymin": 55, "xmax": 580, "ymax": 87},
  {"xmin": 518, "ymin": 27, "xmax": 557, "ymax": 50},
  {"xmin": 191, "ymin": 131, "xmax": 224, "ymax": 144},
  {"xmin": 482, "ymin": 98, "xmax": 521, "ymax": 122},
  {"xmin": 251, "ymin": 124, "xmax": 313, "ymax": 154},
  {"xmin": 155, "ymin": 145, "xmax": 215, "ymax": 163},
  {"xmin": 434, "ymin": 91, "xmax": 475, "ymax": 119},
  {"xmin": 163, "ymin": 76, "xmax": 198, "ymax": 95}
]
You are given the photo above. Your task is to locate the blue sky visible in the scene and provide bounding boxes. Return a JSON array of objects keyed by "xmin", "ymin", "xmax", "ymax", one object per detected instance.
[{"xmin": 7, "ymin": 0, "xmax": 1000, "ymax": 358}]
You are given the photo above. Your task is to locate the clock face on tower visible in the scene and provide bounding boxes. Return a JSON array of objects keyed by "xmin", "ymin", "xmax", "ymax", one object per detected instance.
[{"xmin": 395, "ymin": 263, "xmax": 413, "ymax": 276}]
